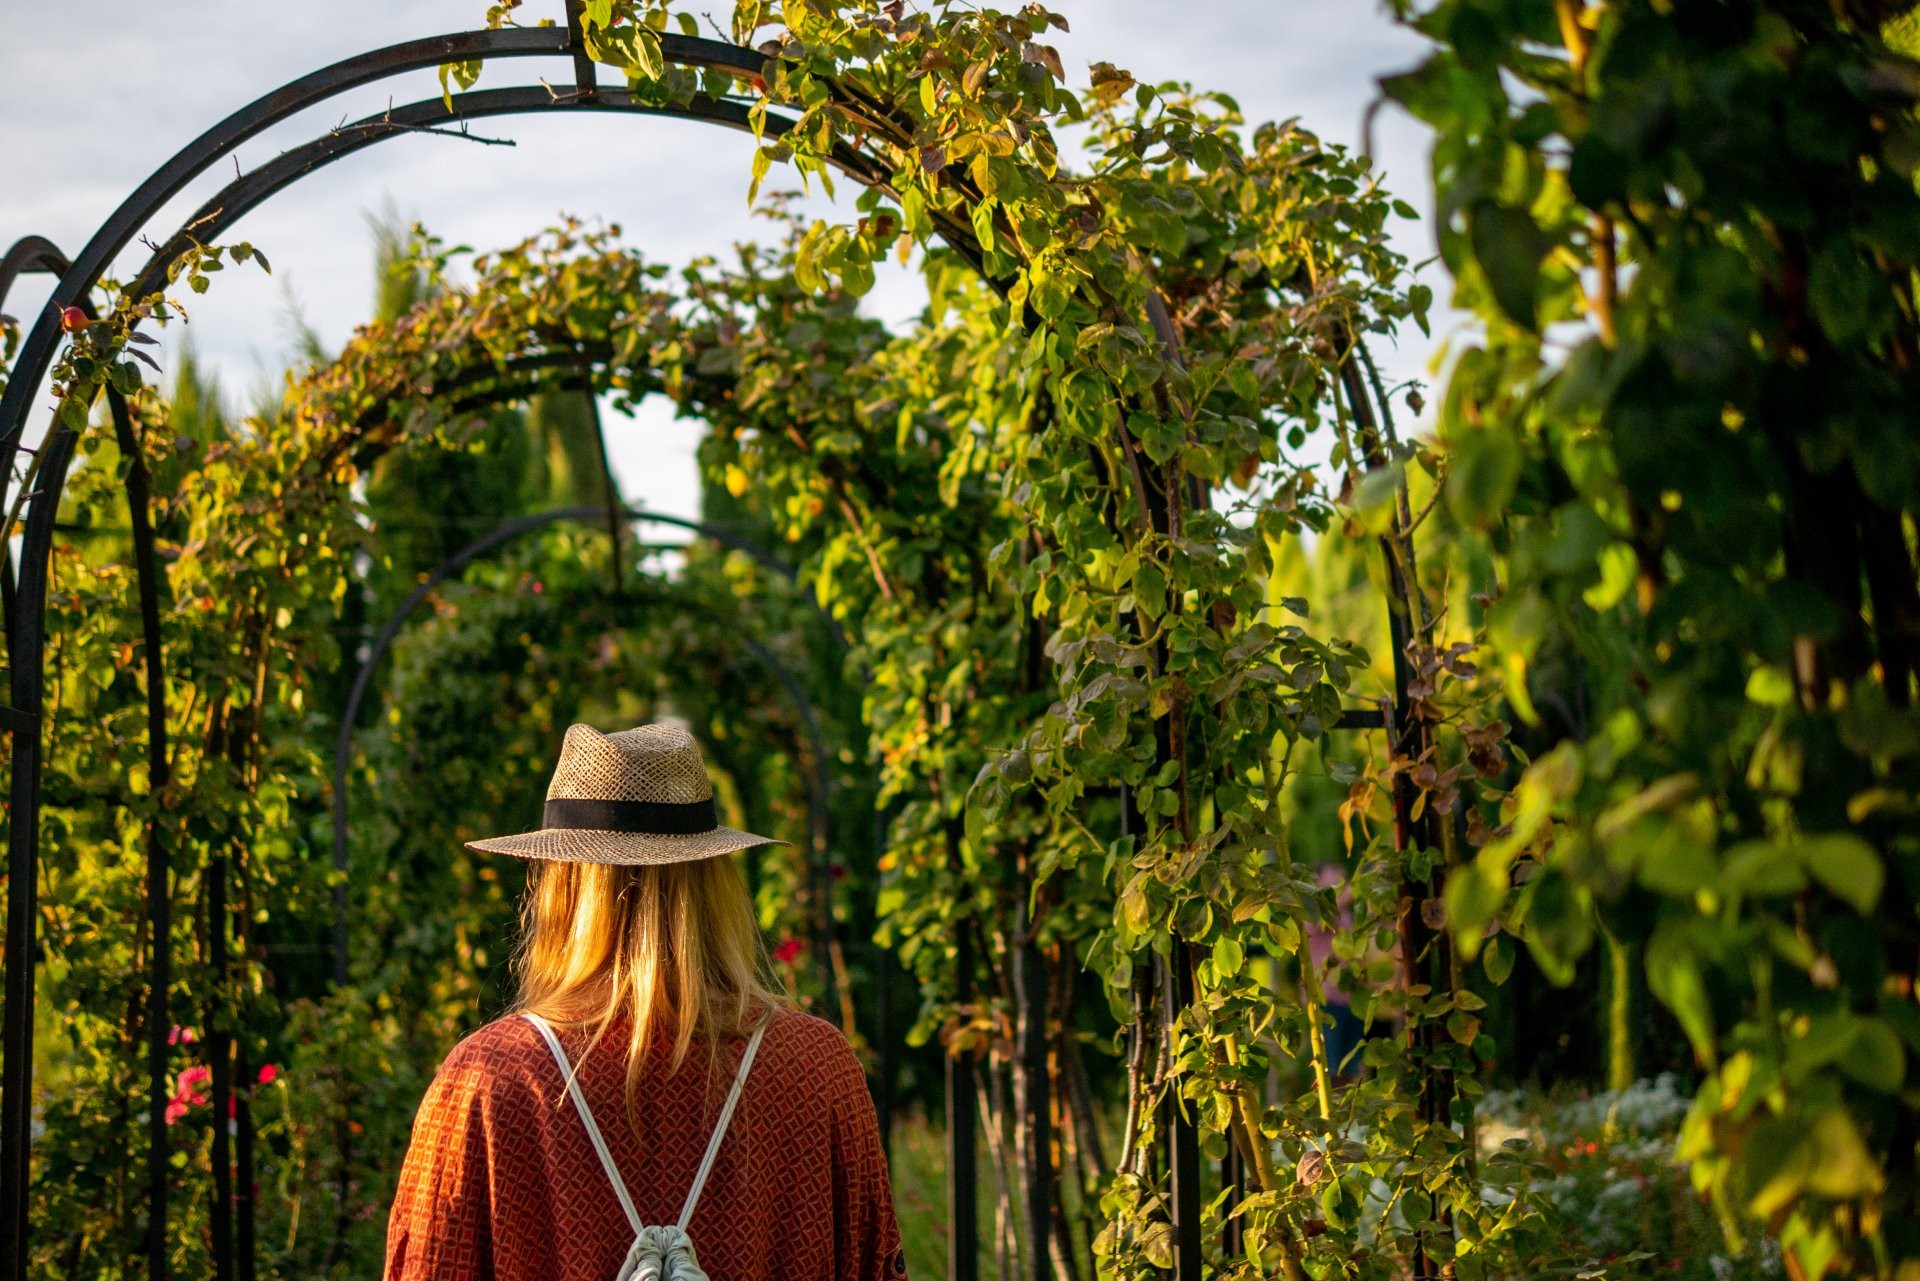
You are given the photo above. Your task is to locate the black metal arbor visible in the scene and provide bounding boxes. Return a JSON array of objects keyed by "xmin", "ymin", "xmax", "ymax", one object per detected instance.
[
  {"xmin": 0, "ymin": 12, "xmax": 1418, "ymax": 1281},
  {"xmin": 0, "ymin": 19, "xmax": 971, "ymax": 1281}
]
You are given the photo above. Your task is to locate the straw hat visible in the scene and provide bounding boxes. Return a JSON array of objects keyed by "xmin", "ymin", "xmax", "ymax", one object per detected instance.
[{"xmin": 465, "ymin": 722, "xmax": 783, "ymax": 864}]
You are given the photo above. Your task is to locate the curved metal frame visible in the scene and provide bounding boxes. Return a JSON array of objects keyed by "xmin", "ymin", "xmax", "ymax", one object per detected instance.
[
  {"xmin": 0, "ymin": 24, "xmax": 901, "ymax": 1281},
  {"xmin": 0, "ymin": 13, "xmax": 1400, "ymax": 1281}
]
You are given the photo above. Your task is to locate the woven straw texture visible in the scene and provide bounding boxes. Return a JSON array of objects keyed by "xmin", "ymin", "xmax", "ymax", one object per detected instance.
[{"xmin": 466, "ymin": 723, "xmax": 783, "ymax": 865}]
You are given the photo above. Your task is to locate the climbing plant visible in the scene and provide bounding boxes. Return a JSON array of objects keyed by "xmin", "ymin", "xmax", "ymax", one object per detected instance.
[
  {"xmin": 1387, "ymin": 0, "xmax": 1920, "ymax": 1275},
  {"xmin": 456, "ymin": 4, "xmax": 1582, "ymax": 1277}
]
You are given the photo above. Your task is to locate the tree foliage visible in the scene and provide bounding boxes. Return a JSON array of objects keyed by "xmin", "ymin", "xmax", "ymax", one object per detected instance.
[{"xmin": 1387, "ymin": 0, "xmax": 1920, "ymax": 1274}]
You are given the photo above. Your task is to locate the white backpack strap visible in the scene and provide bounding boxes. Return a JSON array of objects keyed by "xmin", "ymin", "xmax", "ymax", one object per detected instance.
[
  {"xmin": 521, "ymin": 1013, "xmax": 644, "ymax": 1237},
  {"xmin": 675, "ymin": 1023, "xmax": 767, "ymax": 1231}
]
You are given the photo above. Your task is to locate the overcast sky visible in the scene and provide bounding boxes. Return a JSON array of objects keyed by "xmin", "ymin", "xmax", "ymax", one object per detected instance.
[{"xmin": 0, "ymin": 1, "xmax": 1443, "ymax": 523}]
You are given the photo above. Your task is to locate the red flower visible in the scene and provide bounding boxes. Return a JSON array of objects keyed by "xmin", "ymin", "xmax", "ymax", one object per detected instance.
[
  {"xmin": 164, "ymin": 1098, "xmax": 189, "ymax": 1126},
  {"xmin": 178, "ymin": 1065, "xmax": 211, "ymax": 1089},
  {"xmin": 771, "ymin": 938, "xmax": 805, "ymax": 965},
  {"xmin": 58, "ymin": 306, "xmax": 89, "ymax": 333},
  {"xmin": 167, "ymin": 1025, "xmax": 196, "ymax": 1046},
  {"xmin": 256, "ymin": 1063, "xmax": 279, "ymax": 1086}
]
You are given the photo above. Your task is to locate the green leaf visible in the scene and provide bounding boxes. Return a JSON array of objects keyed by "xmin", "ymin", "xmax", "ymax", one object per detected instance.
[
  {"xmin": 1839, "ymin": 1019, "xmax": 1905, "ymax": 1094},
  {"xmin": 58, "ymin": 395, "xmax": 90, "ymax": 432},
  {"xmin": 1133, "ymin": 562, "xmax": 1167, "ymax": 618},
  {"xmin": 1468, "ymin": 200, "xmax": 1549, "ymax": 331},
  {"xmin": 1482, "ymin": 934, "xmax": 1514, "ymax": 985},
  {"xmin": 1720, "ymin": 840, "xmax": 1808, "ymax": 898},
  {"xmin": 1808, "ymin": 240, "xmax": 1894, "ymax": 347},
  {"xmin": 1738, "ymin": 1116, "xmax": 1812, "ymax": 1219},
  {"xmin": 1443, "ymin": 860, "xmax": 1505, "ymax": 957},
  {"xmin": 1031, "ymin": 272, "xmax": 1072, "ymax": 320},
  {"xmin": 631, "ymin": 24, "xmax": 663, "ymax": 80},
  {"xmin": 1320, "ymin": 1175, "xmax": 1361, "ymax": 1231},
  {"xmin": 1646, "ymin": 921, "xmax": 1715, "ymax": 1066},
  {"xmin": 1444, "ymin": 426, "xmax": 1521, "ymax": 527},
  {"xmin": 437, "ymin": 58, "xmax": 482, "ymax": 110},
  {"xmin": 1803, "ymin": 1108, "xmax": 1885, "ymax": 1200},
  {"xmin": 1799, "ymin": 833, "xmax": 1883, "ymax": 914},
  {"xmin": 1350, "ymin": 461, "xmax": 1403, "ymax": 535},
  {"xmin": 1745, "ymin": 667, "xmax": 1795, "ymax": 707}
]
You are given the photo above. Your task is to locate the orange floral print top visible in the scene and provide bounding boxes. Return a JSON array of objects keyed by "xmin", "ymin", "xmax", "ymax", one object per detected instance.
[{"xmin": 384, "ymin": 1009, "xmax": 907, "ymax": 1281}]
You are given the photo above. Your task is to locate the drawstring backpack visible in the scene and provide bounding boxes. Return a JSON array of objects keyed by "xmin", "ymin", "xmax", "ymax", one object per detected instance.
[{"xmin": 522, "ymin": 1013, "xmax": 767, "ymax": 1281}]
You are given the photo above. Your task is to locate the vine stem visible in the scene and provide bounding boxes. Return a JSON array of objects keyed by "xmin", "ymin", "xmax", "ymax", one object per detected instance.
[
  {"xmin": 1297, "ymin": 949, "xmax": 1337, "ymax": 1122},
  {"xmin": 1222, "ymin": 1037, "xmax": 1304, "ymax": 1281},
  {"xmin": 1275, "ymin": 758, "xmax": 1337, "ymax": 1119}
]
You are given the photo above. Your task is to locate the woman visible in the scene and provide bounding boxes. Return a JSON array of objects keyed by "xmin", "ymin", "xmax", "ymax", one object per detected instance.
[{"xmin": 384, "ymin": 722, "xmax": 906, "ymax": 1281}]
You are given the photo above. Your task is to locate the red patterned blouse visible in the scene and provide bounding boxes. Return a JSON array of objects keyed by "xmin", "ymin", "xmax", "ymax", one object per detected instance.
[{"xmin": 383, "ymin": 1009, "xmax": 908, "ymax": 1280}]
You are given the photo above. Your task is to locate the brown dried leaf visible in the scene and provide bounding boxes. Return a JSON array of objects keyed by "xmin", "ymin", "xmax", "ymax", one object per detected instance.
[
  {"xmin": 1022, "ymin": 42, "xmax": 1064, "ymax": 81},
  {"xmin": 1296, "ymin": 1149, "xmax": 1328, "ymax": 1187}
]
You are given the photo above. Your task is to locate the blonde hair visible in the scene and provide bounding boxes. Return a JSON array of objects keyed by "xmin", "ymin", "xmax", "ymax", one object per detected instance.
[{"xmin": 512, "ymin": 854, "xmax": 788, "ymax": 1126}]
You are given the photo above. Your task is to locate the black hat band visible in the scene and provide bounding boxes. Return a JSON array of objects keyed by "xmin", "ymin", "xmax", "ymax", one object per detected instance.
[{"xmin": 542, "ymin": 796, "xmax": 718, "ymax": 836}]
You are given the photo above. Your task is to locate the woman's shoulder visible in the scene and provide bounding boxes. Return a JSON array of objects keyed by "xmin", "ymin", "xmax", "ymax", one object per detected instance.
[
  {"xmin": 759, "ymin": 1006, "xmax": 850, "ymax": 1052},
  {"xmin": 425, "ymin": 1014, "xmax": 557, "ymax": 1103},
  {"xmin": 755, "ymin": 1009, "xmax": 869, "ymax": 1097},
  {"xmin": 444, "ymin": 1011, "xmax": 551, "ymax": 1069}
]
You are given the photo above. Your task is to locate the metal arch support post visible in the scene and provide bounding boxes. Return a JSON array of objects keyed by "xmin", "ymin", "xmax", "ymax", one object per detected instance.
[
  {"xmin": 0, "ymin": 235, "xmax": 79, "ymax": 634},
  {"xmin": 5, "ymin": 259, "xmax": 263, "ymax": 1281},
  {"xmin": 1161, "ymin": 948, "xmax": 1202, "ymax": 1281},
  {"xmin": 0, "ymin": 403, "xmax": 80, "ymax": 1281},
  {"xmin": 104, "ymin": 388, "xmax": 183, "ymax": 1281},
  {"xmin": 328, "ymin": 505, "xmax": 827, "ymax": 985},
  {"xmin": 944, "ymin": 817, "xmax": 979, "ymax": 1281},
  {"xmin": 0, "ymin": 235, "xmax": 184, "ymax": 1281}
]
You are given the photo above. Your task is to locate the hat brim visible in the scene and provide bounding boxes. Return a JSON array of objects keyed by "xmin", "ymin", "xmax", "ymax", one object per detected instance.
[{"xmin": 465, "ymin": 824, "xmax": 785, "ymax": 865}]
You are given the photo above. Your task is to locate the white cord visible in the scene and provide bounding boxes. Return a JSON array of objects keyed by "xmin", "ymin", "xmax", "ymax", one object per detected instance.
[
  {"xmin": 676, "ymin": 1023, "xmax": 766, "ymax": 1231},
  {"xmin": 522, "ymin": 1012, "xmax": 768, "ymax": 1238},
  {"xmin": 522, "ymin": 1012, "xmax": 644, "ymax": 1237}
]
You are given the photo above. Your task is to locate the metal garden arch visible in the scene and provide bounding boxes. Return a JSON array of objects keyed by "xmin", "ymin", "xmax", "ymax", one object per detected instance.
[
  {"xmin": 0, "ymin": 10, "xmax": 1412, "ymax": 1281},
  {"xmin": 0, "ymin": 18, "xmax": 922, "ymax": 1281}
]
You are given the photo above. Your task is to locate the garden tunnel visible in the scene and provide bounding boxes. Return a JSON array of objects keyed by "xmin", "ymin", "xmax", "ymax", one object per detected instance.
[
  {"xmin": 0, "ymin": 19, "xmax": 919, "ymax": 1281},
  {"xmin": 0, "ymin": 10, "xmax": 1424, "ymax": 1281}
]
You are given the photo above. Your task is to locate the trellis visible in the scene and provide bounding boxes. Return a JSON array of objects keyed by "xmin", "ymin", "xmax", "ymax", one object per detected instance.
[{"xmin": 0, "ymin": 10, "xmax": 1439, "ymax": 1281}]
